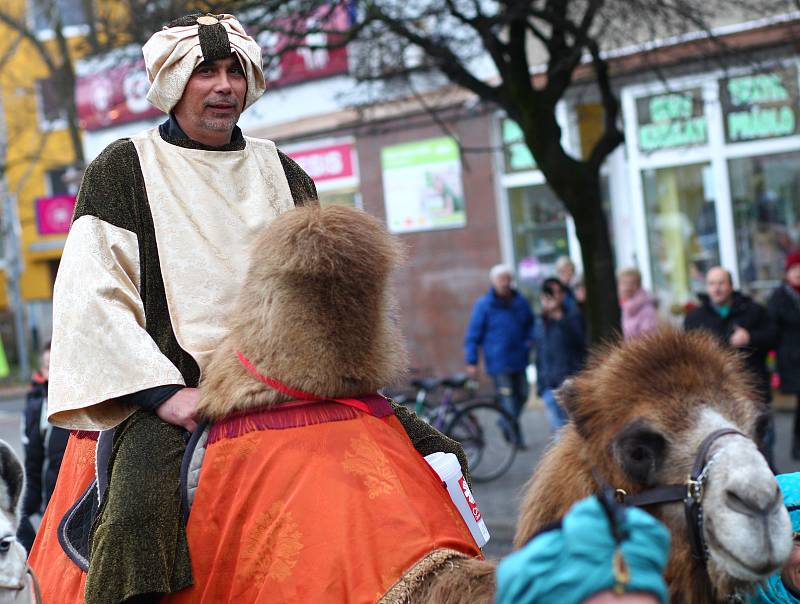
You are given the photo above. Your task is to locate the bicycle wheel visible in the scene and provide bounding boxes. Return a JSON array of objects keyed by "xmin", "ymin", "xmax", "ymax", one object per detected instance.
[{"xmin": 444, "ymin": 401, "xmax": 519, "ymax": 482}]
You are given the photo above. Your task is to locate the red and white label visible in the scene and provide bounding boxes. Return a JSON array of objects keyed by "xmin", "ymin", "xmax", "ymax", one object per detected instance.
[{"xmin": 459, "ymin": 476, "xmax": 482, "ymax": 522}]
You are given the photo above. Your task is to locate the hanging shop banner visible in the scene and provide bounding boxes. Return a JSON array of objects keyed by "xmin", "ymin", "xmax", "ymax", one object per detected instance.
[
  {"xmin": 76, "ymin": 59, "xmax": 160, "ymax": 131},
  {"xmin": 721, "ymin": 67, "xmax": 799, "ymax": 143},
  {"xmin": 381, "ymin": 137, "xmax": 466, "ymax": 234},
  {"xmin": 636, "ymin": 88, "xmax": 707, "ymax": 152},
  {"xmin": 502, "ymin": 119, "xmax": 536, "ymax": 172},
  {"xmin": 35, "ymin": 195, "xmax": 76, "ymax": 235},
  {"xmin": 286, "ymin": 142, "xmax": 355, "ymax": 183}
]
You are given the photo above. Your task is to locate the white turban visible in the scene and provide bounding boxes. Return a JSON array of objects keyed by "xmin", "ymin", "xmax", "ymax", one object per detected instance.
[{"xmin": 142, "ymin": 14, "xmax": 265, "ymax": 114}]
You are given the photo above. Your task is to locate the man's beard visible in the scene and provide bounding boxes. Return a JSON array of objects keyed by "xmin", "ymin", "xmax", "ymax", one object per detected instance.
[{"xmin": 201, "ymin": 96, "xmax": 241, "ymax": 131}]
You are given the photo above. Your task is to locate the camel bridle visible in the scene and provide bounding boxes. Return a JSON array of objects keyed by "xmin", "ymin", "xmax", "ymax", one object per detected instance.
[{"xmin": 604, "ymin": 427, "xmax": 745, "ymax": 564}]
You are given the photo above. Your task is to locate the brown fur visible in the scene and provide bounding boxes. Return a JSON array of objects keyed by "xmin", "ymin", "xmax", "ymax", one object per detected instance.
[
  {"xmin": 515, "ymin": 328, "xmax": 763, "ymax": 603},
  {"xmin": 408, "ymin": 558, "xmax": 496, "ymax": 604},
  {"xmin": 195, "ymin": 205, "xmax": 494, "ymax": 604},
  {"xmin": 198, "ymin": 206, "xmax": 409, "ymax": 418}
]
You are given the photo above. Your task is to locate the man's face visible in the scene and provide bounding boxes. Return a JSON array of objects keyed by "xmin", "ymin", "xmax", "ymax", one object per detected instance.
[
  {"xmin": 172, "ymin": 55, "xmax": 247, "ymax": 137},
  {"xmin": 781, "ymin": 536, "xmax": 800, "ymax": 591},
  {"xmin": 492, "ymin": 272, "xmax": 513, "ymax": 296},
  {"xmin": 705, "ymin": 268, "xmax": 733, "ymax": 306},
  {"xmin": 583, "ymin": 591, "xmax": 659, "ymax": 604}
]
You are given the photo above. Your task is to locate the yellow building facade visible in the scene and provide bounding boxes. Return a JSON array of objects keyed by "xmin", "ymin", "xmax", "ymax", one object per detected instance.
[{"xmin": 0, "ymin": 0, "xmax": 89, "ymax": 350}]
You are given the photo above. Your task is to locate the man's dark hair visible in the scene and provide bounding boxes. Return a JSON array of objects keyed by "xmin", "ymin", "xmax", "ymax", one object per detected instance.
[
  {"xmin": 42, "ymin": 340, "xmax": 51, "ymax": 354},
  {"xmin": 541, "ymin": 277, "xmax": 563, "ymax": 297}
]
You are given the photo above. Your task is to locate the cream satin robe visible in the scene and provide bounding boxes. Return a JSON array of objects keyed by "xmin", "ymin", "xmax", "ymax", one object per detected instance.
[{"xmin": 48, "ymin": 129, "xmax": 294, "ymax": 430}]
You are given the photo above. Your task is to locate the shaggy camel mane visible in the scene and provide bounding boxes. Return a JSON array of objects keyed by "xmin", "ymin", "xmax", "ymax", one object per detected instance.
[
  {"xmin": 197, "ymin": 205, "xmax": 408, "ymax": 419},
  {"xmin": 515, "ymin": 329, "xmax": 766, "ymax": 603}
]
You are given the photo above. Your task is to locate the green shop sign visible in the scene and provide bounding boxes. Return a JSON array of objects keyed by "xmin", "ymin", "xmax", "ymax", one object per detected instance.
[
  {"xmin": 636, "ymin": 89, "xmax": 707, "ymax": 152},
  {"xmin": 502, "ymin": 119, "xmax": 536, "ymax": 172},
  {"xmin": 721, "ymin": 68, "xmax": 799, "ymax": 143}
]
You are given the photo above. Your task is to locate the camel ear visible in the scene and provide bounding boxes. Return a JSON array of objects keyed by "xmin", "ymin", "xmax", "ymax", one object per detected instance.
[
  {"xmin": 556, "ymin": 379, "xmax": 586, "ymax": 434},
  {"xmin": 0, "ymin": 441, "xmax": 24, "ymax": 520}
]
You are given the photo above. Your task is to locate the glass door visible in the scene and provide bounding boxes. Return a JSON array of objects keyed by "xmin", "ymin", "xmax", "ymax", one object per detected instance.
[{"xmin": 642, "ymin": 163, "xmax": 721, "ymax": 313}]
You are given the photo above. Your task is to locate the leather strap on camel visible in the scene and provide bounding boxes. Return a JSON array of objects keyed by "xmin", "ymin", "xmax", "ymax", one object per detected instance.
[{"xmin": 597, "ymin": 428, "xmax": 744, "ymax": 563}]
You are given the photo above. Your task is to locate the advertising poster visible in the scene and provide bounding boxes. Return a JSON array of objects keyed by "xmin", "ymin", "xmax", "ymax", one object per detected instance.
[{"xmin": 381, "ymin": 137, "xmax": 466, "ymax": 234}]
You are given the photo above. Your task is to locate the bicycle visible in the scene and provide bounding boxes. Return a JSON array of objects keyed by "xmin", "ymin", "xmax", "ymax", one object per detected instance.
[{"xmin": 404, "ymin": 374, "xmax": 521, "ymax": 482}]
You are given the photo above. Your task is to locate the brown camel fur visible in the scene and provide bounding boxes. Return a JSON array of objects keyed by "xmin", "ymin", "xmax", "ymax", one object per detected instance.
[
  {"xmin": 515, "ymin": 329, "xmax": 773, "ymax": 603},
  {"xmin": 196, "ymin": 205, "xmax": 497, "ymax": 603}
]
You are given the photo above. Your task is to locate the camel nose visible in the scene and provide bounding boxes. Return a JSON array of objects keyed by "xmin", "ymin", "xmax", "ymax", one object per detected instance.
[{"xmin": 725, "ymin": 485, "xmax": 781, "ymax": 517}]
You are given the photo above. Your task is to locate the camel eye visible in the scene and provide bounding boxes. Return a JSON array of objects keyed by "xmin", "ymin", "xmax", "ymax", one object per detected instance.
[{"xmin": 613, "ymin": 422, "xmax": 668, "ymax": 486}]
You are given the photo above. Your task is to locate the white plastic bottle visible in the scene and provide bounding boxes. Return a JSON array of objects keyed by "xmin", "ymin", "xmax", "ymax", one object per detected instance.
[{"xmin": 424, "ymin": 452, "xmax": 491, "ymax": 548}]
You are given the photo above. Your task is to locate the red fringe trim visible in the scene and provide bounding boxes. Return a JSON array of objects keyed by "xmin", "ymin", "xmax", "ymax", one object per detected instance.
[
  {"xmin": 207, "ymin": 396, "xmax": 394, "ymax": 445},
  {"xmin": 70, "ymin": 430, "xmax": 100, "ymax": 441}
]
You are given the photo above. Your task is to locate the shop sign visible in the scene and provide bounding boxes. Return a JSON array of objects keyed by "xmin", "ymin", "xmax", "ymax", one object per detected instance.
[
  {"xmin": 77, "ymin": 7, "xmax": 349, "ymax": 131},
  {"xmin": 35, "ymin": 195, "xmax": 76, "ymax": 235},
  {"xmin": 381, "ymin": 137, "xmax": 466, "ymax": 234},
  {"xmin": 636, "ymin": 89, "xmax": 707, "ymax": 152},
  {"xmin": 721, "ymin": 67, "xmax": 799, "ymax": 143},
  {"xmin": 502, "ymin": 119, "xmax": 536, "ymax": 172},
  {"xmin": 76, "ymin": 59, "xmax": 160, "ymax": 131},
  {"xmin": 287, "ymin": 142, "xmax": 355, "ymax": 183}
]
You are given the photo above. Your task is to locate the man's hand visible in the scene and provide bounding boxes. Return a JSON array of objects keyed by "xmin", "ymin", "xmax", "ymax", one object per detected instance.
[
  {"xmin": 466, "ymin": 364, "xmax": 478, "ymax": 378},
  {"xmin": 729, "ymin": 326, "xmax": 751, "ymax": 348},
  {"xmin": 156, "ymin": 387, "xmax": 200, "ymax": 432}
]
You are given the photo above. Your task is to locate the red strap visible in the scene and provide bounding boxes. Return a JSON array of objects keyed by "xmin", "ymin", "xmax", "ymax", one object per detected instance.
[{"xmin": 236, "ymin": 351, "xmax": 376, "ymax": 415}]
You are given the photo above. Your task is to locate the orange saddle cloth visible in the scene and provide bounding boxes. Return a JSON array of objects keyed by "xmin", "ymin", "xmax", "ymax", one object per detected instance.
[
  {"xmin": 163, "ymin": 397, "xmax": 482, "ymax": 604},
  {"xmin": 28, "ymin": 432, "xmax": 97, "ymax": 604}
]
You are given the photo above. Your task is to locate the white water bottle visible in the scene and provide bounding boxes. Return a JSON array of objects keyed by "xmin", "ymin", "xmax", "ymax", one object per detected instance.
[{"xmin": 424, "ymin": 452, "xmax": 491, "ymax": 548}]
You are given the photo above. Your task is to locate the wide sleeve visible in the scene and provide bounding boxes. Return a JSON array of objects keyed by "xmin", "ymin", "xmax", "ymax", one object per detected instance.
[{"xmin": 48, "ymin": 214, "xmax": 185, "ymax": 431}]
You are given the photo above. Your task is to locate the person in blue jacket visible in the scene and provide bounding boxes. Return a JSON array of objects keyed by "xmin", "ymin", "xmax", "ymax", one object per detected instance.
[
  {"xmin": 533, "ymin": 277, "xmax": 586, "ymax": 434},
  {"xmin": 465, "ymin": 264, "xmax": 534, "ymax": 442}
]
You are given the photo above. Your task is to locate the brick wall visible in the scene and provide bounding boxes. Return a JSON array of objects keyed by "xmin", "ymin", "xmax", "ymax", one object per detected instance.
[{"xmin": 356, "ymin": 110, "xmax": 502, "ymax": 379}]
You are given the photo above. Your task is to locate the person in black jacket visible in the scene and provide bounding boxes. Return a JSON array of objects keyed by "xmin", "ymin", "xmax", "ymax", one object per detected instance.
[
  {"xmin": 685, "ymin": 266, "xmax": 778, "ymax": 467},
  {"xmin": 768, "ymin": 252, "xmax": 800, "ymax": 459},
  {"xmin": 17, "ymin": 342, "xmax": 69, "ymax": 552}
]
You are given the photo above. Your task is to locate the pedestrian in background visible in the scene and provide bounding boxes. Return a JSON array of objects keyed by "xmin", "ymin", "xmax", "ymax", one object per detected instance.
[
  {"xmin": 684, "ymin": 266, "xmax": 777, "ymax": 467},
  {"xmin": 555, "ymin": 256, "xmax": 585, "ymax": 309},
  {"xmin": 618, "ymin": 267, "xmax": 658, "ymax": 340},
  {"xmin": 768, "ymin": 251, "xmax": 800, "ymax": 459},
  {"xmin": 533, "ymin": 278, "xmax": 586, "ymax": 434},
  {"xmin": 17, "ymin": 342, "xmax": 68, "ymax": 552},
  {"xmin": 465, "ymin": 264, "xmax": 534, "ymax": 443}
]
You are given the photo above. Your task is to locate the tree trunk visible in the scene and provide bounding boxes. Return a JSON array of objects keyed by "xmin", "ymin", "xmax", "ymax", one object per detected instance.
[
  {"xmin": 568, "ymin": 171, "xmax": 621, "ymax": 344},
  {"xmin": 53, "ymin": 17, "xmax": 85, "ymax": 168},
  {"xmin": 538, "ymin": 155, "xmax": 621, "ymax": 344}
]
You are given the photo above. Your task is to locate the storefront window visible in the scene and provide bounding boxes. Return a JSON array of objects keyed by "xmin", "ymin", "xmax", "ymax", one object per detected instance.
[
  {"xmin": 730, "ymin": 151, "xmax": 800, "ymax": 299},
  {"xmin": 642, "ymin": 163, "xmax": 720, "ymax": 312},
  {"xmin": 508, "ymin": 185, "xmax": 569, "ymax": 300}
]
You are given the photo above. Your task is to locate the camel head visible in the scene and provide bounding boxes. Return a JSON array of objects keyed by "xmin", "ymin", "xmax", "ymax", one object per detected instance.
[
  {"xmin": 518, "ymin": 329, "xmax": 791, "ymax": 602},
  {"xmin": 198, "ymin": 205, "xmax": 408, "ymax": 419},
  {"xmin": 0, "ymin": 440, "xmax": 28, "ymax": 592}
]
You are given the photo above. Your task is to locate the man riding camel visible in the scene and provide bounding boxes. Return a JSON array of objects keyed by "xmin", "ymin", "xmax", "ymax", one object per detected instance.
[{"xmin": 33, "ymin": 13, "xmax": 468, "ymax": 604}]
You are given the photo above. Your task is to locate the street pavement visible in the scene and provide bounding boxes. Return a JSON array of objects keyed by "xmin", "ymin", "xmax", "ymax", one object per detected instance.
[{"xmin": 0, "ymin": 393, "xmax": 796, "ymax": 562}]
